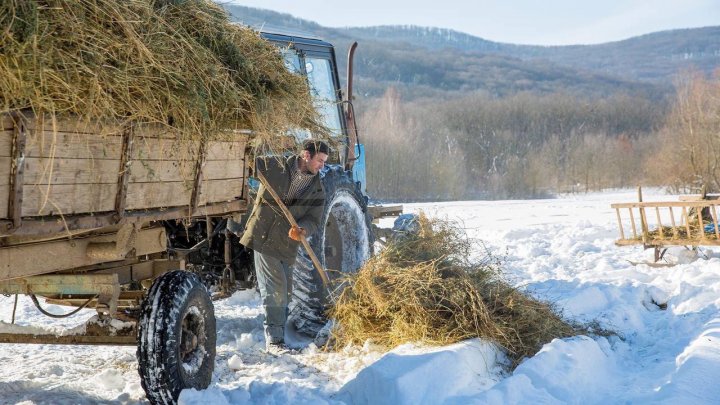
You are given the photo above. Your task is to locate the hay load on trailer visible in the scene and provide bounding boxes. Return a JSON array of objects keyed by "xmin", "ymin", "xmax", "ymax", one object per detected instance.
[{"xmin": 1, "ymin": 0, "xmax": 323, "ymax": 145}]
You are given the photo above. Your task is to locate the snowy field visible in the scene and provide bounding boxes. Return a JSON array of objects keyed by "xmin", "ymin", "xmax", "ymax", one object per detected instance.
[{"xmin": 2, "ymin": 189, "xmax": 720, "ymax": 404}]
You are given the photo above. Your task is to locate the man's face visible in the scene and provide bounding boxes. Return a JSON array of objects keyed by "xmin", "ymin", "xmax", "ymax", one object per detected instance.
[{"xmin": 303, "ymin": 150, "xmax": 328, "ymax": 175}]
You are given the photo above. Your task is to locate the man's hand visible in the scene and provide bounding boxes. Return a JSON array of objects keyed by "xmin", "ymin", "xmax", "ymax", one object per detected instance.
[{"xmin": 288, "ymin": 225, "xmax": 307, "ymax": 241}]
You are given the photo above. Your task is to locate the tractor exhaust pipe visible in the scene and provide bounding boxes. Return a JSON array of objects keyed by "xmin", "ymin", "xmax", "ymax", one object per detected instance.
[{"xmin": 344, "ymin": 42, "xmax": 359, "ymax": 171}]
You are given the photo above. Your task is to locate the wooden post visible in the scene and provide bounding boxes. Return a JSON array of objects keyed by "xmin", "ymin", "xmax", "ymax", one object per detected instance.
[
  {"xmin": 655, "ymin": 207, "xmax": 664, "ymax": 239},
  {"xmin": 712, "ymin": 204, "xmax": 720, "ymax": 239},
  {"xmin": 682, "ymin": 207, "xmax": 691, "ymax": 238},
  {"xmin": 628, "ymin": 208, "xmax": 638, "ymax": 238},
  {"xmin": 697, "ymin": 205, "xmax": 706, "ymax": 240},
  {"xmin": 638, "ymin": 187, "xmax": 649, "ymax": 243},
  {"xmin": 669, "ymin": 207, "xmax": 679, "ymax": 239},
  {"xmin": 114, "ymin": 123, "xmax": 134, "ymax": 221},
  {"xmin": 7, "ymin": 111, "xmax": 28, "ymax": 230}
]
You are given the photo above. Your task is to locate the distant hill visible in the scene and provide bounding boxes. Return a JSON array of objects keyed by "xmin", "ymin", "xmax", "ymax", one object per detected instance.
[
  {"xmin": 222, "ymin": 5, "xmax": 719, "ymax": 100},
  {"xmin": 345, "ymin": 25, "xmax": 720, "ymax": 82}
]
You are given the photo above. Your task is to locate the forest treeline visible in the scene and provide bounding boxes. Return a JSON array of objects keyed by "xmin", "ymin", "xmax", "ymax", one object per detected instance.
[{"xmin": 359, "ymin": 70, "xmax": 720, "ymax": 201}]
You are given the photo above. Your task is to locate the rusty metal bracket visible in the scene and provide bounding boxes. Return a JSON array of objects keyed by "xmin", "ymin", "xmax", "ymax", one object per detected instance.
[
  {"xmin": 189, "ymin": 139, "xmax": 207, "ymax": 213},
  {"xmin": 7, "ymin": 111, "xmax": 28, "ymax": 231},
  {"xmin": 114, "ymin": 123, "xmax": 135, "ymax": 221}
]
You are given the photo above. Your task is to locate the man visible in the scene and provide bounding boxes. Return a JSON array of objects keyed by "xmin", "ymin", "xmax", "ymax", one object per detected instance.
[{"xmin": 240, "ymin": 140, "xmax": 329, "ymax": 352}]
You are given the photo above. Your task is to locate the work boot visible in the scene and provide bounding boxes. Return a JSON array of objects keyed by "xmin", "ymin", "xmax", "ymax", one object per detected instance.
[
  {"xmin": 265, "ymin": 341, "xmax": 291, "ymax": 356},
  {"xmin": 264, "ymin": 329, "xmax": 289, "ymax": 355}
]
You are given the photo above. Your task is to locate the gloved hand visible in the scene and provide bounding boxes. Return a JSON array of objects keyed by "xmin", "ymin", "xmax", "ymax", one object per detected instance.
[{"xmin": 288, "ymin": 225, "xmax": 306, "ymax": 241}]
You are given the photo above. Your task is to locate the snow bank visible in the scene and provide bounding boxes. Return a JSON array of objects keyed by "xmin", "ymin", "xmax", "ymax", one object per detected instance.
[
  {"xmin": 474, "ymin": 336, "xmax": 617, "ymax": 404},
  {"xmin": 336, "ymin": 339, "xmax": 505, "ymax": 405},
  {"xmin": 651, "ymin": 317, "xmax": 720, "ymax": 404}
]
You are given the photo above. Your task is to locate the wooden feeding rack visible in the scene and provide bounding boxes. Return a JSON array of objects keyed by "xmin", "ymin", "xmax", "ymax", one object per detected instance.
[{"xmin": 611, "ymin": 189, "xmax": 720, "ymax": 248}]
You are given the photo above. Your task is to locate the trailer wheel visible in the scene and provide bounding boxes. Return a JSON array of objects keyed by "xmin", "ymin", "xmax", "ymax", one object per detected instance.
[
  {"xmin": 137, "ymin": 271, "xmax": 216, "ymax": 405},
  {"xmin": 291, "ymin": 166, "xmax": 373, "ymax": 338}
]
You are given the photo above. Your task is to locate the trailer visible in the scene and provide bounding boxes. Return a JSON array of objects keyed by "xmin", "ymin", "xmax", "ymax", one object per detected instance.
[
  {"xmin": 0, "ymin": 31, "xmax": 392, "ymax": 404},
  {"xmin": 611, "ymin": 188, "xmax": 720, "ymax": 264}
]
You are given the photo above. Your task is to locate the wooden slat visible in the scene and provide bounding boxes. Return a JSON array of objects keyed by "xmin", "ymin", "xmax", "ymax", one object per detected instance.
[
  {"xmin": 22, "ymin": 116, "xmax": 124, "ymax": 136},
  {"xmin": 614, "ymin": 208, "xmax": 625, "ymax": 240},
  {"xmin": 679, "ymin": 195, "xmax": 720, "ymax": 201},
  {"xmin": 24, "ymin": 157, "xmax": 119, "ymax": 185},
  {"xmin": 612, "ymin": 201, "xmax": 720, "ymax": 208},
  {"xmin": 2, "ymin": 157, "xmax": 127, "ymax": 185},
  {"xmin": 1, "ymin": 115, "xmax": 14, "ymax": 131},
  {"xmin": 0, "ymin": 185, "xmax": 7, "ymax": 218},
  {"xmin": 127, "ymin": 159, "xmax": 243, "ymax": 183},
  {"xmin": 617, "ymin": 238, "xmax": 720, "ymax": 247},
  {"xmin": 128, "ymin": 160, "xmax": 195, "ymax": 183},
  {"xmin": 655, "ymin": 207, "xmax": 664, "ymax": 239},
  {"xmin": 628, "ymin": 208, "xmax": 637, "ymax": 238},
  {"xmin": 0, "ymin": 130, "xmax": 12, "ymax": 157},
  {"xmin": 0, "ymin": 183, "xmax": 117, "ymax": 217},
  {"xmin": 125, "ymin": 181, "xmax": 192, "ymax": 210},
  {"xmin": 682, "ymin": 207, "xmax": 691, "ymax": 237},
  {"xmin": 0, "ymin": 157, "xmax": 9, "ymax": 186},
  {"xmin": 697, "ymin": 206, "xmax": 706, "ymax": 240},
  {"xmin": 131, "ymin": 137, "xmax": 199, "ymax": 161},
  {"xmin": 669, "ymin": 208, "xmax": 679, "ymax": 239},
  {"xmin": 199, "ymin": 178, "xmax": 243, "ymax": 205},
  {"xmin": 206, "ymin": 140, "xmax": 246, "ymax": 160},
  {"xmin": 203, "ymin": 160, "xmax": 243, "ymax": 180},
  {"xmin": 133, "ymin": 123, "xmax": 179, "ymax": 140},
  {"xmin": 23, "ymin": 184, "xmax": 117, "ymax": 216},
  {"xmin": 18, "ymin": 131, "xmax": 124, "ymax": 159}
]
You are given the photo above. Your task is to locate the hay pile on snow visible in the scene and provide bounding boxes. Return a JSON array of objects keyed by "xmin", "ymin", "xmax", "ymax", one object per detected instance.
[
  {"xmin": 0, "ymin": 0, "xmax": 323, "ymax": 145},
  {"xmin": 330, "ymin": 214, "xmax": 582, "ymax": 367}
]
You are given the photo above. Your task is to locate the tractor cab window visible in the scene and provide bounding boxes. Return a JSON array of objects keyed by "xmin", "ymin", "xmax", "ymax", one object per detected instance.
[
  {"xmin": 281, "ymin": 48, "xmax": 313, "ymax": 142},
  {"xmin": 305, "ymin": 57, "xmax": 343, "ymax": 138},
  {"xmin": 281, "ymin": 48, "xmax": 302, "ymax": 74}
]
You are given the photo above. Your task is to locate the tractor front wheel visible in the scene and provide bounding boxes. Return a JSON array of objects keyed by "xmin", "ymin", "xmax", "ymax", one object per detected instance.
[{"xmin": 137, "ymin": 270, "xmax": 216, "ymax": 404}]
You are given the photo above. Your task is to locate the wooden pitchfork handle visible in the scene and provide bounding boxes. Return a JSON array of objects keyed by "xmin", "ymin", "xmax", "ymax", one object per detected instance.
[{"xmin": 255, "ymin": 170, "xmax": 330, "ymax": 287}]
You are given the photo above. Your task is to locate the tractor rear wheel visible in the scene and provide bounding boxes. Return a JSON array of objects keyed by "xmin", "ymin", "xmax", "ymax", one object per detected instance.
[{"xmin": 291, "ymin": 166, "xmax": 373, "ymax": 338}]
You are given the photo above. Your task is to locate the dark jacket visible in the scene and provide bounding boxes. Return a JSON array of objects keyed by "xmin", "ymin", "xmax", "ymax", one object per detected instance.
[{"xmin": 240, "ymin": 155, "xmax": 325, "ymax": 264}]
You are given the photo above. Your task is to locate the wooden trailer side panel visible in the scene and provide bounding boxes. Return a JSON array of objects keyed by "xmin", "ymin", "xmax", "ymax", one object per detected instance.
[
  {"xmin": 200, "ymin": 140, "xmax": 246, "ymax": 204},
  {"xmin": 0, "ymin": 117, "xmax": 122, "ymax": 217},
  {"xmin": 0, "ymin": 114, "xmax": 248, "ymax": 219}
]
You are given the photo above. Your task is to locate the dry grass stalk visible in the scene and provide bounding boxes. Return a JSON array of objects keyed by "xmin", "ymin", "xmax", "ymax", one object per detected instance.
[
  {"xmin": 0, "ymin": 0, "xmax": 325, "ymax": 151},
  {"xmin": 330, "ymin": 214, "xmax": 581, "ymax": 367}
]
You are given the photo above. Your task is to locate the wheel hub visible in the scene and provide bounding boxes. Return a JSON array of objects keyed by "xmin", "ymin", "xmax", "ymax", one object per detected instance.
[{"xmin": 180, "ymin": 306, "xmax": 205, "ymax": 364}]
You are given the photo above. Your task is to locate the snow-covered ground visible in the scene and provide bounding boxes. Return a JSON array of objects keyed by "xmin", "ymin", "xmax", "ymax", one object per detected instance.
[{"xmin": 2, "ymin": 189, "xmax": 720, "ymax": 404}]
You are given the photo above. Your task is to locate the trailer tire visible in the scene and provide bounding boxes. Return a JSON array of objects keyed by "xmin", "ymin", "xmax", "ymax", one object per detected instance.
[
  {"xmin": 138, "ymin": 271, "xmax": 216, "ymax": 405},
  {"xmin": 291, "ymin": 166, "xmax": 373, "ymax": 338}
]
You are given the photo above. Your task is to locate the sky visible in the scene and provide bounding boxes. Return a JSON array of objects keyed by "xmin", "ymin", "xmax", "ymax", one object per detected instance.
[{"xmin": 226, "ymin": 0, "xmax": 720, "ymax": 45}]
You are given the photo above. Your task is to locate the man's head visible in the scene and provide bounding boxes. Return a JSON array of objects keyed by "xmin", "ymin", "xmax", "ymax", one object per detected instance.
[{"xmin": 300, "ymin": 140, "xmax": 330, "ymax": 175}]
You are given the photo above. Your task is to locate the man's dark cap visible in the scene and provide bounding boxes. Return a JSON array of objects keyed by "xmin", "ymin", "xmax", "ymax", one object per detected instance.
[{"xmin": 303, "ymin": 139, "xmax": 330, "ymax": 156}]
